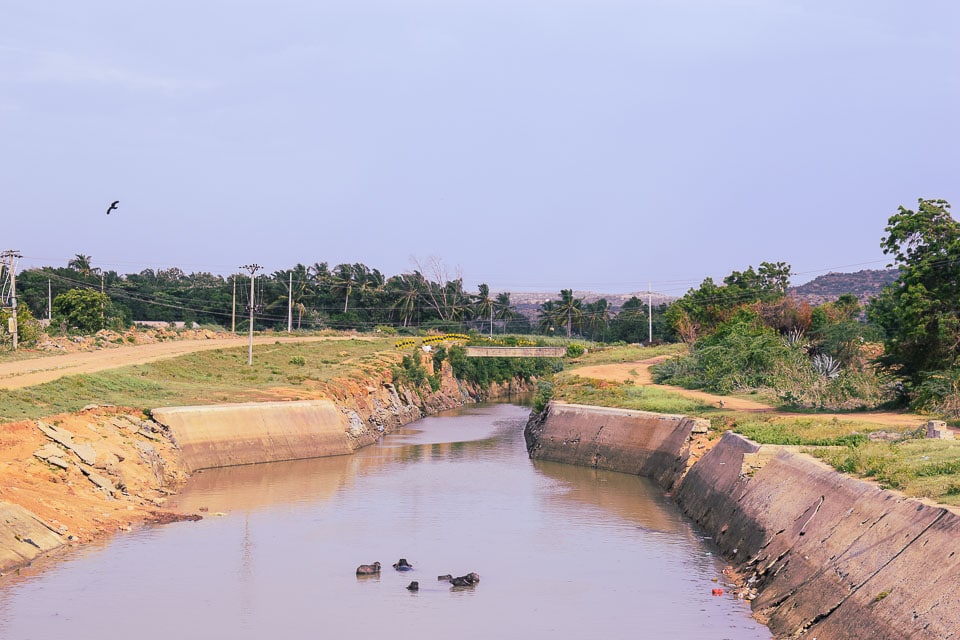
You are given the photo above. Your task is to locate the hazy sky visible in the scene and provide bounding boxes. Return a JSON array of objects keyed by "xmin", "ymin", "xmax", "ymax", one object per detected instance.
[{"xmin": 2, "ymin": 1, "xmax": 958, "ymax": 296}]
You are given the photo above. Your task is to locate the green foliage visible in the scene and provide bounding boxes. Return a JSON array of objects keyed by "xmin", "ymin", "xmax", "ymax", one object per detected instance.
[
  {"xmin": 553, "ymin": 376, "xmax": 712, "ymax": 414},
  {"xmin": 447, "ymin": 345, "xmax": 555, "ymax": 387},
  {"xmin": 391, "ymin": 353, "xmax": 429, "ymax": 387},
  {"xmin": 532, "ymin": 380, "xmax": 554, "ymax": 413},
  {"xmin": 0, "ymin": 305, "xmax": 42, "ymax": 346},
  {"xmin": 566, "ymin": 343, "xmax": 585, "ymax": 358},
  {"xmin": 811, "ymin": 439, "xmax": 960, "ymax": 504},
  {"xmin": 654, "ymin": 308, "xmax": 891, "ymax": 410},
  {"xmin": 432, "ymin": 345, "xmax": 447, "ymax": 373},
  {"xmin": 52, "ymin": 288, "xmax": 120, "ymax": 333},
  {"xmin": 734, "ymin": 419, "xmax": 869, "ymax": 446},
  {"xmin": 655, "ymin": 309, "xmax": 794, "ymax": 393},
  {"xmin": 868, "ymin": 198, "xmax": 960, "ymax": 409},
  {"xmin": 289, "ymin": 356, "xmax": 306, "ymax": 366},
  {"xmin": 667, "ymin": 261, "xmax": 792, "ymax": 340}
]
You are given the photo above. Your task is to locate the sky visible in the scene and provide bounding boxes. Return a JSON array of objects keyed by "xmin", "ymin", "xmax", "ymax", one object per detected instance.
[{"xmin": 1, "ymin": 1, "xmax": 958, "ymax": 297}]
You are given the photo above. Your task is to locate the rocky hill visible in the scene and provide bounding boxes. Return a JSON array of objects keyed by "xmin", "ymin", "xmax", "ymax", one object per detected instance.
[{"xmin": 788, "ymin": 268, "xmax": 898, "ymax": 306}]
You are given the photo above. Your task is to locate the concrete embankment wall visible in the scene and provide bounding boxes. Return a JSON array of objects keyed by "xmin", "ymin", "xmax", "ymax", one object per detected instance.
[
  {"xmin": 675, "ymin": 431, "xmax": 960, "ymax": 640},
  {"xmin": 524, "ymin": 401, "xmax": 707, "ymax": 490},
  {"xmin": 525, "ymin": 402, "xmax": 960, "ymax": 639},
  {"xmin": 152, "ymin": 401, "xmax": 356, "ymax": 472},
  {"xmin": 0, "ymin": 502, "xmax": 66, "ymax": 574}
]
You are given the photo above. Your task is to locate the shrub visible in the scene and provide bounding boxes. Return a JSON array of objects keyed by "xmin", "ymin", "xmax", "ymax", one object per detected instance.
[{"xmin": 566, "ymin": 344, "xmax": 585, "ymax": 358}]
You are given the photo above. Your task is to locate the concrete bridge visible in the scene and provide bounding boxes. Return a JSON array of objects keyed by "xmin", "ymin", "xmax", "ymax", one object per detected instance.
[{"xmin": 464, "ymin": 346, "xmax": 566, "ymax": 358}]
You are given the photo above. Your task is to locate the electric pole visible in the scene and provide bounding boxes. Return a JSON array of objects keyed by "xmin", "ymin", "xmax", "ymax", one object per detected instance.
[
  {"xmin": 288, "ymin": 272, "xmax": 293, "ymax": 334},
  {"xmin": 231, "ymin": 275, "xmax": 237, "ymax": 334},
  {"xmin": 2, "ymin": 250, "xmax": 22, "ymax": 350},
  {"xmin": 648, "ymin": 282, "xmax": 653, "ymax": 344},
  {"xmin": 240, "ymin": 264, "xmax": 261, "ymax": 365},
  {"xmin": 48, "ymin": 278, "xmax": 52, "ymax": 322}
]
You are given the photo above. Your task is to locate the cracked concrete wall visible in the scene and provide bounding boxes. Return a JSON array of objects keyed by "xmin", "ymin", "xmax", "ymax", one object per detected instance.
[
  {"xmin": 0, "ymin": 502, "xmax": 65, "ymax": 574},
  {"xmin": 675, "ymin": 432, "xmax": 960, "ymax": 639},
  {"xmin": 524, "ymin": 401, "xmax": 698, "ymax": 490}
]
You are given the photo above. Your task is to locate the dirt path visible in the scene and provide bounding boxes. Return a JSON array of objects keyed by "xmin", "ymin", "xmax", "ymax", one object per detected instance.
[
  {"xmin": 0, "ymin": 336, "xmax": 349, "ymax": 390},
  {"xmin": 570, "ymin": 357, "xmax": 928, "ymax": 429}
]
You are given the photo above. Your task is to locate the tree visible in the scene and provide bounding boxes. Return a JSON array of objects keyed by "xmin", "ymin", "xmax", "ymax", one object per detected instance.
[
  {"xmin": 474, "ymin": 284, "xmax": 494, "ymax": 336},
  {"xmin": 868, "ymin": 198, "xmax": 960, "ymax": 387},
  {"xmin": 388, "ymin": 273, "xmax": 423, "ymax": 327},
  {"xmin": 583, "ymin": 298, "xmax": 611, "ymax": 342},
  {"xmin": 668, "ymin": 261, "xmax": 793, "ymax": 339},
  {"xmin": 537, "ymin": 300, "xmax": 558, "ymax": 335},
  {"xmin": 494, "ymin": 292, "xmax": 519, "ymax": 334},
  {"xmin": 67, "ymin": 254, "xmax": 98, "ymax": 277},
  {"xmin": 414, "ymin": 257, "xmax": 468, "ymax": 323},
  {"xmin": 555, "ymin": 289, "xmax": 583, "ymax": 338},
  {"xmin": 330, "ymin": 263, "xmax": 357, "ymax": 313},
  {"xmin": 52, "ymin": 288, "xmax": 116, "ymax": 333},
  {"xmin": 610, "ymin": 296, "xmax": 647, "ymax": 343}
]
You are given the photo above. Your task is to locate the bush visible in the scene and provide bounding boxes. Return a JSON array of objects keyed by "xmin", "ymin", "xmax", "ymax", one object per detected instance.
[
  {"xmin": 533, "ymin": 381, "xmax": 554, "ymax": 413},
  {"xmin": 0, "ymin": 306, "xmax": 42, "ymax": 346},
  {"xmin": 566, "ymin": 344, "xmax": 585, "ymax": 358},
  {"xmin": 392, "ymin": 353, "xmax": 428, "ymax": 387},
  {"xmin": 289, "ymin": 356, "xmax": 306, "ymax": 366}
]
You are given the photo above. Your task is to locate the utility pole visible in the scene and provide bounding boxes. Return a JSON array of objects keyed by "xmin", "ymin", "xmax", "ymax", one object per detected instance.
[
  {"xmin": 239, "ymin": 264, "xmax": 261, "ymax": 365},
  {"xmin": 2, "ymin": 250, "xmax": 22, "ymax": 350},
  {"xmin": 648, "ymin": 282, "xmax": 653, "ymax": 344},
  {"xmin": 288, "ymin": 272, "xmax": 293, "ymax": 334},
  {"xmin": 231, "ymin": 275, "xmax": 237, "ymax": 334},
  {"xmin": 48, "ymin": 279, "xmax": 52, "ymax": 322}
]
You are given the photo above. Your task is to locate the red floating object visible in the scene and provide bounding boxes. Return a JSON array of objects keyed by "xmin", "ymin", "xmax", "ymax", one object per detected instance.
[{"xmin": 711, "ymin": 588, "xmax": 724, "ymax": 596}]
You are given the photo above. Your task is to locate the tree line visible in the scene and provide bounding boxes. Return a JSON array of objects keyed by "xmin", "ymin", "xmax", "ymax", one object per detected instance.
[
  {"xmin": 10, "ymin": 256, "xmax": 671, "ymax": 341},
  {"xmin": 5, "ymin": 198, "xmax": 959, "ymax": 417}
]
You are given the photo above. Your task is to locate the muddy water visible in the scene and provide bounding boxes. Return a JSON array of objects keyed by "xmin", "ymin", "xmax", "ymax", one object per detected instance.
[{"xmin": 0, "ymin": 404, "xmax": 769, "ymax": 639}]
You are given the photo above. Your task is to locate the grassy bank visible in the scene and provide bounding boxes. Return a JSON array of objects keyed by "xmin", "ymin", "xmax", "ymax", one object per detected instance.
[
  {"xmin": 554, "ymin": 343, "xmax": 960, "ymax": 505},
  {"xmin": 0, "ymin": 337, "xmax": 397, "ymax": 422}
]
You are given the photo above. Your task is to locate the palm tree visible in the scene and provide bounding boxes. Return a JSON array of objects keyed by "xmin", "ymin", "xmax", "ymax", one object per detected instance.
[
  {"xmin": 584, "ymin": 298, "xmax": 611, "ymax": 342},
  {"xmin": 308, "ymin": 262, "xmax": 331, "ymax": 305},
  {"xmin": 537, "ymin": 300, "xmax": 558, "ymax": 335},
  {"xmin": 388, "ymin": 273, "xmax": 423, "ymax": 327},
  {"xmin": 555, "ymin": 289, "xmax": 583, "ymax": 338},
  {"xmin": 330, "ymin": 263, "xmax": 356, "ymax": 313},
  {"xmin": 494, "ymin": 292, "xmax": 518, "ymax": 334},
  {"xmin": 268, "ymin": 264, "xmax": 313, "ymax": 329},
  {"xmin": 474, "ymin": 284, "xmax": 494, "ymax": 336},
  {"xmin": 68, "ymin": 254, "xmax": 98, "ymax": 277}
]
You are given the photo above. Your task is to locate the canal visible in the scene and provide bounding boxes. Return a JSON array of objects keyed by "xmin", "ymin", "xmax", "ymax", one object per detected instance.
[{"xmin": 0, "ymin": 403, "xmax": 769, "ymax": 639}]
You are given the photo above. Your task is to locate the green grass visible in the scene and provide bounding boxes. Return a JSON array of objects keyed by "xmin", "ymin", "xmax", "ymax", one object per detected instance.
[
  {"xmin": 553, "ymin": 375, "xmax": 712, "ymax": 415},
  {"xmin": 0, "ymin": 337, "xmax": 399, "ymax": 421},
  {"xmin": 730, "ymin": 417, "xmax": 873, "ymax": 446},
  {"xmin": 571, "ymin": 342, "xmax": 686, "ymax": 367},
  {"xmin": 810, "ymin": 439, "xmax": 960, "ymax": 505}
]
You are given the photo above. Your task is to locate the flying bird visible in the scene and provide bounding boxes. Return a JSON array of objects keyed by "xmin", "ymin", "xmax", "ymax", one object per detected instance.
[{"xmin": 106, "ymin": 200, "xmax": 119, "ymax": 215}]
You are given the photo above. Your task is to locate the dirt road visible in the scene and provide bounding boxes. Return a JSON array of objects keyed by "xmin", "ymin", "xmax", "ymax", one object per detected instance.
[
  {"xmin": 0, "ymin": 336, "xmax": 346, "ymax": 390},
  {"xmin": 569, "ymin": 357, "xmax": 927, "ymax": 429}
]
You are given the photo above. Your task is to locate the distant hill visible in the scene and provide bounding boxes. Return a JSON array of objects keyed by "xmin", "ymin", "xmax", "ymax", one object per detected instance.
[{"xmin": 788, "ymin": 269, "xmax": 899, "ymax": 306}]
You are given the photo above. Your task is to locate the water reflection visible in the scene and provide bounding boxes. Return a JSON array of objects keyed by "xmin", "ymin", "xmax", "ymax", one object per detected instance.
[
  {"xmin": 0, "ymin": 403, "xmax": 769, "ymax": 640},
  {"xmin": 533, "ymin": 460, "xmax": 688, "ymax": 536}
]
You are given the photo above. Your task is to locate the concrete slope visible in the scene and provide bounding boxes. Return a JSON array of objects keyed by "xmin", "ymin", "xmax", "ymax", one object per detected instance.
[
  {"xmin": 675, "ymin": 432, "xmax": 960, "ymax": 639},
  {"xmin": 153, "ymin": 400, "xmax": 353, "ymax": 472},
  {"xmin": 524, "ymin": 401, "xmax": 707, "ymax": 490},
  {"xmin": 0, "ymin": 501, "xmax": 64, "ymax": 574}
]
